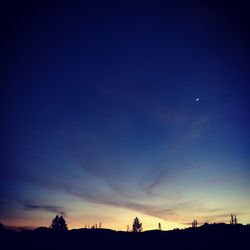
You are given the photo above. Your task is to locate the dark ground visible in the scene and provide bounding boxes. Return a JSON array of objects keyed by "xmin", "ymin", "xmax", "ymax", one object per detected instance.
[{"xmin": 1, "ymin": 223, "xmax": 249, "ymax": 250}]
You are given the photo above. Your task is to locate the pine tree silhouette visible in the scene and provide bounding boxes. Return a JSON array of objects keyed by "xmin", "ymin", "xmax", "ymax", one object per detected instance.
[
  {"xmin": 132, "ymin": 217, "xmax": 142, "ymax": 232},
  {"xmin": 50, "ymin": 215, "xmax": 68, "ymax": 231}
]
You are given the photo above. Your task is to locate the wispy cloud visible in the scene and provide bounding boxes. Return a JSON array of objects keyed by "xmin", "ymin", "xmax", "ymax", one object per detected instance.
[
  {"xmin": 143, "ymin": 113, "xmax": 212, "ymax": 195},
  {"xmin": 62, "ymin": 182, "xmax": 228, "ymax": 223},
  {"xmin": 12, "ymin": 174, "xmax": 241, "ymax": 226},
  {"xmin": 24, "ymin": 204, "xmax": 67, "ymax": 217},
  {"xmin": 64, "ymin": 183, "xmax": 179, "ymax": 220}
]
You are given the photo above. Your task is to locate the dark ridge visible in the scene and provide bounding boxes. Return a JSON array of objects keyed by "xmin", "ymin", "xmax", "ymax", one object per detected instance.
[{"xmin": 0, "ymin": 223, "xmax": 249, "ymax": 250}]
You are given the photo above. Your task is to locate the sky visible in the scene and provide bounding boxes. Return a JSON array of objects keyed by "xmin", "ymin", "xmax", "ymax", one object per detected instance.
[{"xmin": 1, "ymin": 0, "xmax": 250, "ymax": 231}]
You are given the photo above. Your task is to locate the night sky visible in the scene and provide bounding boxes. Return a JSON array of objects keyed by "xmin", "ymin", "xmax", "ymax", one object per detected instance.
[{"xmin": 1, "ymin": 1, "xmax": 250, "ymax": 230}]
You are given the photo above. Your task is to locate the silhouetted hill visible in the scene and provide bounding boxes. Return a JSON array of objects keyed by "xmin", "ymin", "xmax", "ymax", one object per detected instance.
[{"xmin": 0, "ymin": 223, "xmax": 249, "ymax": 250}]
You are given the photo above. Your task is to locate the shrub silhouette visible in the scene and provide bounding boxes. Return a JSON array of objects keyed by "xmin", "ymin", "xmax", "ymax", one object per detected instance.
[
  {"xmin": 132, "ymin": 217, "xmax": 142, "ymax": 232},
  {"xmin": 50, "ymin": 215, "xmax": 68, "ymax": 231}
]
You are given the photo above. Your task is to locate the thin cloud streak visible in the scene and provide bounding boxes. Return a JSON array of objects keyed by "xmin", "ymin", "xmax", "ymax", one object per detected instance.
[
  {"xmin": 62, "ymin": 182, "xmax": 228, "ymax": 223},
  {"xmin": 144, "ymin": 114, "xmax": 212, "ymax": 195},
  {"xmin": 24, "ymin": 204, "xmax": 67, "ymax": 217}
]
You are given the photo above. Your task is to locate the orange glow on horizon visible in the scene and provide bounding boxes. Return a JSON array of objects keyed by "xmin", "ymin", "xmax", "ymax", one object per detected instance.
[{"xmin": 2, "ymin": 212, "xmax": 250, "ymax": 231}]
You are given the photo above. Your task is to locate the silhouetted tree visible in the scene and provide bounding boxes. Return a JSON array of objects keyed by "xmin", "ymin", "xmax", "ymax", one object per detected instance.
[
  {"xmin": 230, "ymin": 214, "xmax": 237, "ymax": 225},
  {"xmin": 50, "ymin": 215, "xmax": 68, "ymax": 231},
  {"xmin": 158, "ymin": 223, "xmax": 162, "ymax": 230},
  {"xmin": 230, "ymin": 214, "xmax": 233, "ymax": 224},
  {"xmin": 132, "ymin": 217, "xmax": 142, "ymax": 232}
]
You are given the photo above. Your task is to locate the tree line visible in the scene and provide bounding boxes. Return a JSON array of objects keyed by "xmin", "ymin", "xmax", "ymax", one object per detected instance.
[{"xmin": 49, "ymin": 214, "xmax": 238, "ymax": 232}]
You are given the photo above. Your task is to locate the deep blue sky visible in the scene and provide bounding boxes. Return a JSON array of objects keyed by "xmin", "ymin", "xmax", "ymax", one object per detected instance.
[{"xmin": 1, "ymin": 0, "xmax": 250, "ymax": 229}]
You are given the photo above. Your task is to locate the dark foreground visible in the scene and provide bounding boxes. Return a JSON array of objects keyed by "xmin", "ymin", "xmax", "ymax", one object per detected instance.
[{"xmin": 1, "ymin": 224, "xmax": 249, "ymax": 250}]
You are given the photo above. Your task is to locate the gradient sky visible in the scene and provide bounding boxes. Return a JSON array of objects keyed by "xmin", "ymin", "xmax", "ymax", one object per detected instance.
[{"xmin": 1, "ymin": 0, "xmax": 250, "ymax": 230}]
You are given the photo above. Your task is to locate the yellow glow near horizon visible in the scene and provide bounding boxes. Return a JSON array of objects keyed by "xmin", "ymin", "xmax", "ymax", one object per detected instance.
[
  {"xmin": 1, "ymin": 195, "xmax": 250, "ymax": 230},
  {"xmin": 2, "ymin": 207, "xmax": 250, "ymax": 231}
]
